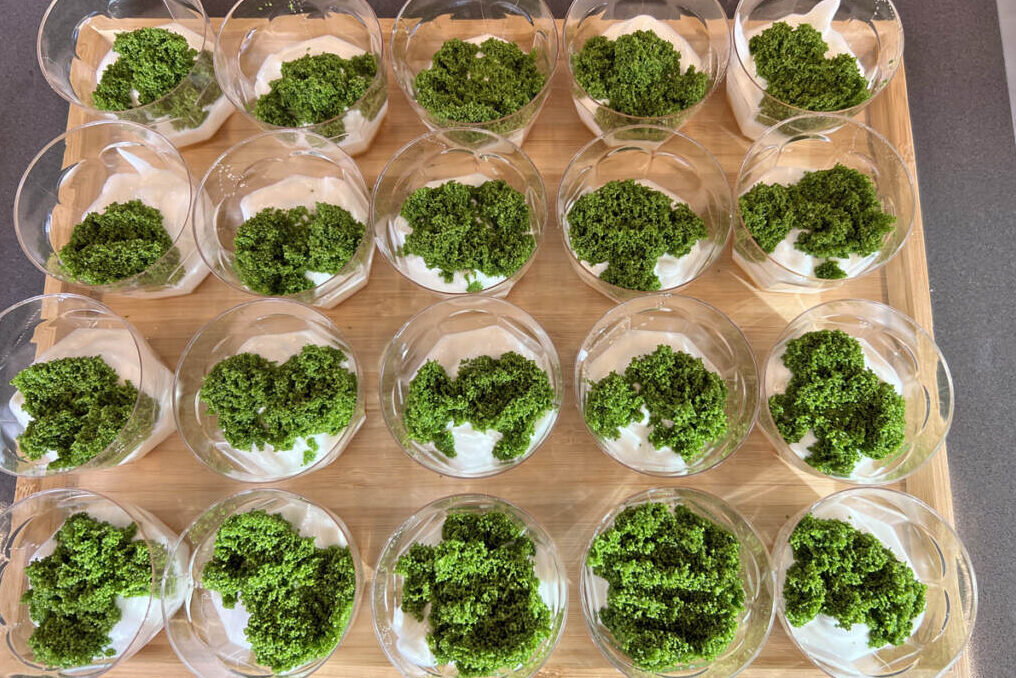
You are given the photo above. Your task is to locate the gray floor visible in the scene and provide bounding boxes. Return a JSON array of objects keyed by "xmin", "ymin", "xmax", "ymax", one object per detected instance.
[{"xmin": 2, "ymin": 1, "xmax": 1015, "ymax": 675}]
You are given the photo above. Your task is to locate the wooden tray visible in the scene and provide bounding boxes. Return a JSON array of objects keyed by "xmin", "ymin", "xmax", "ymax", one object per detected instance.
[{"xmin": 13, "ymin": 18, "xmax": 969, "ymax": 678}]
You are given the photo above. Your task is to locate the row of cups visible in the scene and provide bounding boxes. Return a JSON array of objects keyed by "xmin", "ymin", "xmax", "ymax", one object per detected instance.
[
  {"xmin": 36, "ymin": 0, "xmax": 904, "ymax": 149},
  {"xmin": 0, "ymin": 291, "xmax": 951, "ymax": 485},
  {"xmin": 0, "ymin": 484, "xmax": 975, "ymax": 678},
  {"xmin": 14, "ymin": 113, "xmax": 916, "ymax": 307}
]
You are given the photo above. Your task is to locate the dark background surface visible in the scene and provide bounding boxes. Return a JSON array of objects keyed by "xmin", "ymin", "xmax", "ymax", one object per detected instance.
[{"xmin": 1, "ymin": 0, "xmax": 1013, "ymax": 674}]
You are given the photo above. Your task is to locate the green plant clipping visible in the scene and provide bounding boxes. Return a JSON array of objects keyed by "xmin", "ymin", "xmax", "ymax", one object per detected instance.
[
  {"xmin": 739, "ymin": 164, "xmax": 896, "ymax": 279},
  {"xmin": 22, "ymin": 513, "xmax": 152, "ymax": 669},
  {"xmin": 769, "ymin": 329, "xmax": 906, "ymax": 475},
  {"xmin": 414, "ymin": 38, "xmax": 546, "ymax": 123},
  {"xmin": 784, "ymin": 514, "xmax": 926, "ymax": 647},
  {"xmin": 399, "ymin": 179, "xmax": 535, "ymax": 286},
  {"xmin": 12, "ymin": 356, "xmax": 143, "ymax": 470},
  {"xmin": 587, "ymin": 502, "xmax": 745, "ymax": 671},
  {"xmin": 233, "ymin": 202, "xmax": 365, "ymax": 296},
  {"xmin": 199, "ymin": 345, "xmax": 357, "ymax": 463},
  {"xmin": 584, "ymin": 344, "xmax": 728, "ymax": 461},
  {"xmin": 254, "ymin": 52, "xmax": 378, "ymax": 129},
  {"xmin": 567, "ymin": 179, "xmax": 707, "ymax": 291},
  {"xmin": 572, "ymin": 30, "xmax": 708, "ymax": 117},
  {"xmin": 749, "ymin": 22, "xmax": 870, "ymax": 112},
  {"xmin": 395, "ymin": 511, "xmax": 552, "ymax": 677},
  {"xmin": 201, "ymin": 510, "xmax": 357, "ymax": 672},
  {"xmin": 403, "ymin": 352, "xmax": 554, "ymax": 461}
]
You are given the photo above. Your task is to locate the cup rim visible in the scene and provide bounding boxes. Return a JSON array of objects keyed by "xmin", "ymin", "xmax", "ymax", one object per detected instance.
[
  {"xmin": 574, "ymin": 292, "xmax": 760, "ymax": 478},
  {"xmin": 214, "ymin": 0, "xmax": 388, "ymax": 134},
  {"xmin": 1, "ymin": 487, "xmax": 163, "ymax": 672},
  {"xmin": 760, "ymin": 297, "xmax": 954, "ymax": 485},
  {"xmin": 733, "ymin": 113, "xmax": 917, "ymax": 285},
  {"xmin": 771, "ymin": 485, "xmax": 977, "ymax": 676},
  {"xmin": 370, "ymin": 127, "xmax": 548, "ymax": 297},
  {"xmin": 13, "ymin": 119, "xmax": 196, "ymax": 292},
  {"xmin": 172, "ymin": 297, "xmax": 364, "ymax": 483},
  {"xmin": 579, "ymin": 486, "xmax": 775, "ymax": 676},
  {"xmin": 562, "ymin": 0, "xmax": 731, "ymax": 123},
  {"xmin": 37, "ymin": 0, "xmax": 215, "ymax": 115},
  {"xmin": 730, "ymin": 0, "xmax": 905, "ymax": 117}
]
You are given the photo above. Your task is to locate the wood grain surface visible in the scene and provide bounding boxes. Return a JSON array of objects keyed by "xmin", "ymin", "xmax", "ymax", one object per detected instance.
[{"xmin": 12, "ymin": 19, "xmax": 970, "ymax": 678}]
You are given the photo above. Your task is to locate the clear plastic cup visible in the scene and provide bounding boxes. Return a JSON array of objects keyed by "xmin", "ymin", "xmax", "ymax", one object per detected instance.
[
  {"xmin": 732, "ymin": 114, "xmax": 915, "ymax": 292},
  {"xmin": 760, "ymin": 299, "xmax": 952, "ymax": 484},
  {"xmin": 372, "ymin": 493, "xmax": 567, "ymax": 678},
  {"xmin": 575, "ymin": 294, "xmax": 759, "ymax": 477},
  {"xmin": 0, "ymin": 294, "xmax": 174, "ymax": 478},
  {"xmin": 391, "ymin": 0, "xmax": 559, "ymax": 145},
  {"xmin": 580, "ymin": 487, "xmax": 774, "ymax": 677},
  {"xmin": 174, "ymin": 298, "xmax": 365, "ymax": 483},
  {"xmin": 37, "ymin": 0, "xmax": 232, "ymax": 148},
  {"xmin": 14, "ymin": 120, "xmax": 209, "ymax": 298},
  {"xmin": 0, "ymin": 488, "xmax": 185, "ymax": 676},
  {"xmin": 558, "ymin": 125, "xmax": 732, "ymax": 302},
  {"xmin": 162, "ymin": 488, "xmax": 363, "ymax": 678},
  {"xmin": 215, "ymin": 0, "xmax": 387, "ymax": 156},
  {"xmin": 193, "ymin": 129, "xmax": 374, "ymax": 309},
  {"xmin": 728, "ymin": 0, "xmax": 904, "ymax": 140},
  {"xmin": 372, "ymin": 128, "xmax": 548, "ymax": 297},
  {"xmin": 563, "ymin": 0, "xmax": 730, "ymax": 137},
  {"xmin": 773, "ymin": 487, "xmax": 976, "ymax": 677},
  {"xmin": 379, "ymin": 297, "xmax": 563, "ymax": 478}
]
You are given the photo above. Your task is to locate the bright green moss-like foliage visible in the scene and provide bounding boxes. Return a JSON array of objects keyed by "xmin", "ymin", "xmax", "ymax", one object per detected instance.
[
  {"xmin": 395, "ymin": 511, "xmax": 551, "ymax": 677},
  {"xmin": 57, "ymin": 200, "xmax": 174, "ymax": 286},
  {"xmin": 572, "ymin": 30, "xmax": 708, "ymax": 118},
  {"xmin": 749, "ymin": 22, "xmax": 870, "ymax": 113},
  {"xmin": 588, "ymin": 502, "xmax": 745, "ymax": 671},
  {"xmin": 199, "ymin": 345, "xmax": 357, "ymax": 463},
  {"xmin": 567, "ymin": 180, "xmax": 707, "ymax": 291},
  {"xmin": 22, "ymin": 513, "xmax": 151, "ymax": 669},
  {"xmin": 12, "ymin": 356, "xmax": 140, "ymax": 470},
  {"xmin": 584, "ymin": 345, "xmax": 728, "ymax": 461},
  {"xmin": 769, "ymin": 330, "xmax": 906, "ymax": 475},
  {"xmin": 93, "ymin": 28, "xmax": 196, "ymax": 110},
  {"xmin": 414, "ymin": 38, "xmax": 546, "ymax": 123},
  {"xmin": 233, "ymin": 202, "xmax": 365, "ymax": 296},
  {"xmin": 201, "ymin": 510, "xmax": 357, "ymax": 672},
  {"xmin": 399, "ymin": 179, "xmax": 534, "ymax": 286},
  {"xmin": 403, "ymin": 352, "xmax": 554, "ymax": 461},
  {"xmin": 784, "ymin": 514, "xmax": 926, "ymax": 647},
  {"xmin": 254, "ymin": 52, "xmax": 379, "ymax": 129},
  {"xmin": 739, "ymin": 164, "xmax": 896, "ymax": 279}
]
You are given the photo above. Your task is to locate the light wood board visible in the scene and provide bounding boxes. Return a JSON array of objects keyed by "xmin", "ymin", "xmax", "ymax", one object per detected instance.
[{"xmin": 12, "ymin": 19, "xmax": 970, "ymax": 678}]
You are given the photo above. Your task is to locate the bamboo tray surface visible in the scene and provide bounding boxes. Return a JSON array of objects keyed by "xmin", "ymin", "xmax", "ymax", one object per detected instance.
[{"xmin": 12, "ymin": 18, "xmax": 967, "ymax": 678}]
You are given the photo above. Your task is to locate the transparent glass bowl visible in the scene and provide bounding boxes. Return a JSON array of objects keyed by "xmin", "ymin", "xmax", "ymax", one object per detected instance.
[
  {"xmin": 773, "ymin": 488, "xmax": 976, "ymax": 677},
  {"xmin": 580, "ymin": 487, "xmax": 774, "ymax": 677},
  {"xmin": 733, "ymin": 114, "xmax": 915, "ymax": 292},
  {"xmin": 391, "ymin": 0, "xmax": 559, "ymax": 145},
  {"xmin": 372, "ymin": 494, "xmax": 567, "ymax": 677},
  {"xmin": 558, "ymin": 125, "xmax": 732, "ymax": 302},
  {"xmin": 174, "ymin": 298, "xmax": 366, "ymax": 483},
  {"xmin": 563, "ymin": 0, "xmax": 729, "ymax": 137},
  {"xmin": 0, "ymin": 488, "xmax": 185, "ymax": 676},
  {"xmin": 0, "ymin": 294, "xmax": 174, "ymax": 477},
  {"xmin": 575, "ymin": 294, "xmax": 759, "ymax": 477},
  {"xmin": 163, "ymin": 488, "xmax": 363, "ymax": 678},
  {"xmin": 193, "ymin": 129, "xmax": 374, "ymax": 308},
  {"xmin": 372, "ymin": 128, "xmax": 547, "ymax": 297},
  {"xmin": 15, "ymin": 120, "xmax": 209, "ymax": 298},
  {"xmin": 215, "ymin": 0, "xmax": 387, "ymax": 156},
  {"xmin": 760, "ymin": 299, "xmax": 952, "ymax": 484},
  {"xmin": 379, "ymin": 297, "xmax": 562, "ymax": 478},
  {"xmin": 727, "ymin": 0, "xmax": 904, "ymax": 140},
  {"xmin": 37, "ymin": 0, "xmax": 232, "ymax": 148}
]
